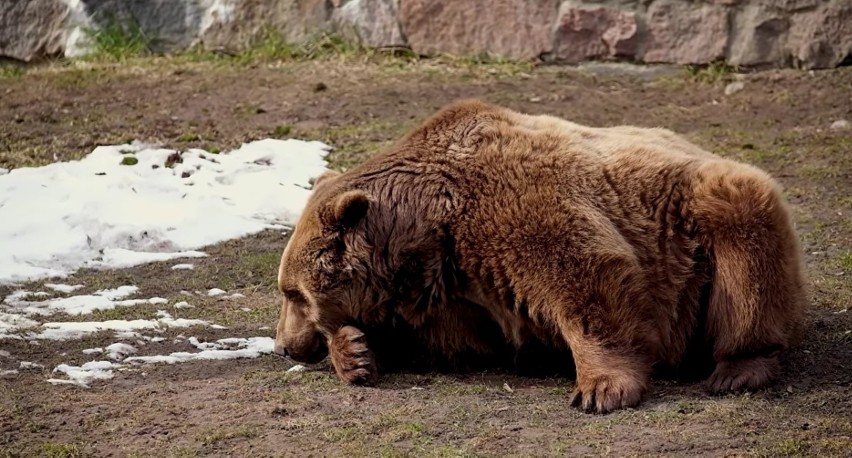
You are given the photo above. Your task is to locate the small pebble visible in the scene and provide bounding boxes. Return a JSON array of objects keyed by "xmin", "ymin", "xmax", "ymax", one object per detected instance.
[
  {"xmin": 829, "ymin": 119, "xmax": 849, "ymax": 130},
  {"xmin": 724, "ymin": 81, "xmax": 745, "ymax": 96}
]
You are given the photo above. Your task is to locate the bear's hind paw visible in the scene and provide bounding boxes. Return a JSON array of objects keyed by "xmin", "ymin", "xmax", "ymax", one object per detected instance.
[{"xmin": 705, "ymin": 356, "xmax": 779, "ymax": 394}]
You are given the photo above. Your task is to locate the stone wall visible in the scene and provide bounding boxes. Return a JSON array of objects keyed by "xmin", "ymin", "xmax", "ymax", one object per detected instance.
[{"xmin": 1, "ymin": 0, "xmax": 850, "ymax": 69}]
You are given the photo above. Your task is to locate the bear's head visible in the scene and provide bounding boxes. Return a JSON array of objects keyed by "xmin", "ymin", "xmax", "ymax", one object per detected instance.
[{"xmin": 273, "ymin": 170, "xmax": 372, "ymax": 364}]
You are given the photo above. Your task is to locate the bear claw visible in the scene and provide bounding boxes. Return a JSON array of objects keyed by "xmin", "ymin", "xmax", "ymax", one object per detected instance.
[
  {"xmin": 331, "ymin": 325, "xmax": 378, "ymax": 386},
  {"xmin": 568, "ymin": 374, "xmax": 645, "ymax": 414}
]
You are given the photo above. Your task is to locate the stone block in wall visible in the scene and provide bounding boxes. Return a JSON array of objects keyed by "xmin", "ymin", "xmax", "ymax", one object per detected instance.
[
  {"xmin": 200, "ymin": 0, "xmax": 335, "ymax": 52},
  {"xmin": 0, "ymin": 0, "xmax": 69, "ymax": 62},
  {"xmin": 80, "ymin": 0, "xmax": 217, "ymax": 52},
  {"xmin": 399, "ymin": 0, "xmax": 559, "ymax": 60},
  {"xmin": 553, "ymin": 3, "xmax": 639, "ymax": 63},
  {"xmin": 332, "ymin": 0, "xmax": 405, "ymax": 48},
  {"xmin": 788, "ymin": 0, "xmax": 852, "ymax": 69},
  {"xmin": 727, "ymin": 3, "xmax": 791, "ymax": 67},
  {"xmin": 643, "ymin": 0, "xmax": 730, "ymax": 65}
]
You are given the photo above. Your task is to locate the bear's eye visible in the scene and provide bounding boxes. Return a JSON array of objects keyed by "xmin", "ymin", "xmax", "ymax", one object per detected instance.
[{"xmin": 283, "ymin": 289, "xmax": 305, "ymax": 304}]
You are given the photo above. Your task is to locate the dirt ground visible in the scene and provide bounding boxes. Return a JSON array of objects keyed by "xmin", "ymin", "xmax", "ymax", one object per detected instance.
[{"xmin": 0, "ymin": 56, "xmax": 850, "ymax": 457}]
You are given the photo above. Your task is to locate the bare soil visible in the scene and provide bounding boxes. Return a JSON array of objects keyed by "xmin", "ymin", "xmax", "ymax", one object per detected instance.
[{"xmin": 1, "ymin": 57, "xmax": 850, "ymax": 457}]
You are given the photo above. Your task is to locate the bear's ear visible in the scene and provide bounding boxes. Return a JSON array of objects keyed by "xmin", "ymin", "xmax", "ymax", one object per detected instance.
[
  {"xmin": 310, "ymin": 170, "xmax": 341, "ymax": 189},
  {"xmin": 325, "ymin": 190, "xmax": 370, "ymax": 231}
]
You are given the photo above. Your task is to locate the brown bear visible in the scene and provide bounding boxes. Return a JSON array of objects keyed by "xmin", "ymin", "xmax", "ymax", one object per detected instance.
[{"xmin": 273, "ymin": 99, "xmax": 807, "ymax": 413}]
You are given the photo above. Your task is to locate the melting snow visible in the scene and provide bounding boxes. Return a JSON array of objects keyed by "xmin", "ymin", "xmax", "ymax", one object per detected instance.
[
  {"xmin": 207, "ymin": 288, "xmax": 227, "ymax": 297},
  {"xmin": 19, "ymin": 361, "xmax": 44, "ymax": 369},
  {"xmin": 82, "ymin": 347, "xmax": 104, "ymax": 355},
  {"xmin": 48, "ymin": 361, "xmax": 118, "ymax": 387},
  {"xmin": 173, "ymin": 301, "xmax": 193, "ymax": 309},
  {"xmin": 0, "ymin": 138, "xmax": 329, "ymax": 284},
  {"xmin": 171, "ymin": 263, "xmax": 195, "ymax": 270},
  {"xmin": 124, "ymin": 337, "xmax": 274, "ymax": 364},
  {"xmin": 44, "ymin": 284, "xmax": 85, "ymax": 294},
  {"xmin": 3, "ymin": 285, "xmax": 144, "ymax": 316},
  {"xmin": 105, "ymin": 343, "xmax": 137, "ymax": 360},
  {"xmin": 31, "ymin": 311, "xmax": 209, "ymax": 340}
]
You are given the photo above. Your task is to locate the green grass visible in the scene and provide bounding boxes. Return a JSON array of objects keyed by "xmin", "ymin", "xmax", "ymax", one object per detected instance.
[
  {"xmin": 684, "ymin": 61, "xmax": 738, "ymax": 83},
  {"xmin": 84, "ymin": 16, "xmax": 152, "ymax": 61},
  {"xmin": 41, "ymin": 442, "xmax": 82, "ymax": 458},
  {"xmin": 234, "ymin": 30, "xmax": 371, "ymax": 64},
  {"xmin": 837, "ymin": 251, "xmax": 852, "ymax": 272},
  {"xmin": 0, "ymin": 64, "xmax": 26, "ymax": 79},
  {"xmin": 177, "ymin": 133, "xmax": 201, "ymax": 142},
  {"xmin": 195, "ymin": 426, "xmax": 258, "ymax": 446},
  {"xmin": 273, "ymin": 125, "xmax": 292, "ymax": 138}
]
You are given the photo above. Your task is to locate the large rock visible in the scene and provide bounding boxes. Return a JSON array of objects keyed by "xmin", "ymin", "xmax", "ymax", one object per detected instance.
[
  {"xmin": 399, "ymin": 0, "xmax": 560, "ymax": 60},
  {"xmin": 553, "ymin": 3, "xmax": 638, "ymax": 63},
  {"xmin": 79, "ymin": 0, "xmax": 215, "ymax": 52},
  {"xmin": 643, "ymin": 0, "xmax": 730, "ymax": 64},
  {"xmin": 201, "ymin": 0, "xmax": 335, "ymax": 52},
  {"xmin": 788, "ymin": 0, "xmax": 852, "ymax": 69},
  {"xmin": 0, "ymin": 0, "xmax": 69, "ymax": 62},
  {"xmin": 333, "ymin": 0, "xmax": 405, "ymax": 48},
  {"xmin": 728, "ymin": 3, "xmax": 791, "ymax": 67}
]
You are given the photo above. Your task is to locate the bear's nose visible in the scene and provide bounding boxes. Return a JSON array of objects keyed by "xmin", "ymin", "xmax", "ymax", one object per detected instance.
[{"xmin": 273, "ymin": 344, "xmax": 290, "ymax": 358}]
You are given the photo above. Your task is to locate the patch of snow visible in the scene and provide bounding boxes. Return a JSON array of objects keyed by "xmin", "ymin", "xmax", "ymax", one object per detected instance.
[
  {"xmin": 82, "ymin": 347, "xmax": 104, "ymax": 355},
  {"xmin": 149, "ymin": 336, "xmax": 166, "ymax": 343},
  {"xmin": 1, "ymin": 369, "xmax": 18, "ymax": 376},
  {"xmin": 31, "ymin": 312, "xmax": 210, "ymax": 340},
  {"xmin": 188, "ymin": 336, "xmax": 221, "ymax": 350},
  {"xmin": 94, "ymin": 286, "xmax": 140, "ymax": 300},
  {"xmin": 93, "ymin": 249, "xmax": 208, "ymax": 270},
  {"xmin": 148, "ymin": 297, "xmax": 168, "ymax": 305},
  {"xmin": 210, "ymin": 324, "xmax": 228, "ymax": 330},
  {"xmin": 240, "ymin": 307, "xmax": 252, "ymax": 312},
  {"xmin": 287, "ymin": 365, "xmax": 306, "ymax": 373},
  {"xmin": 0, "ymin": 350, "xmax": 10, "ymax": 358},
  {"xmin": 0, "ymin": 139, "xmax": 329, "ymax": 285},
  {"xmin": 0, "ymin": 312, "xmax": 40, "ymax": 333},
  {"xmin": 124, "ymin": 337, "xmax": 274, "ymax": 365},
  {"xmin": 19, "ymin": 361, "xmax": 44, "ymax": 369},
  {"xmin": 106, "ymin": 343, "xmax": 137, "ymax": 361},
  {"xmin": 171, "ymin": 263, "xmax": 195, "ymax": 270},
  {"xmin": 225, "ymin": 293, "xmax": 245, "ymax": 300},
  {"xmin": 207, "ymin": 288, "xmax": 226, "ymax": 297},
  {"xmin": 3, "ymin": 285, "xmax": 142, "ymax": 316},
  {"xmin": 48, "ymin": 360, "xmax": 117, "ymax": 388},
  {"xmin": 257, "ymin": 326, "xmax": 271, "ymax": 331},
  {"xmin": 4, "ymin": 290, "xmax": 39, "ymax": 302},
  {"xmin": 114, "ymin": 331, "xmax": 142, "ymax": 339},
  {"xmin": 45, "ymin": 283, "xmax": 85, "ymax": 294},
  {"xmin": 173, "ymin": 301, "xmax": 193, "ymax": 309}
]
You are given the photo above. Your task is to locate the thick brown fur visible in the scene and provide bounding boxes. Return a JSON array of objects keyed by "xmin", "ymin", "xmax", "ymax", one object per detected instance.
[{"xmin": 274, "ymin": 100, "xmax": 807, "ymax": 413}]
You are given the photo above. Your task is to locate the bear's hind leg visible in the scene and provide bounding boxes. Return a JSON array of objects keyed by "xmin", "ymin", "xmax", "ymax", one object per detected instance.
[{"xmin": 692, "ymin": 162, "xmax": 806, "ymax": 394}]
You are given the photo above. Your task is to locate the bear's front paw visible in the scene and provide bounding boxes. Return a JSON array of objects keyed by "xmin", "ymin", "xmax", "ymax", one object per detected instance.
[
  {"xmin": 330, "ymin": 325, "xmax": 378, "ymax": 386},
  {"xmin": 569, "ymin": 371, "xmax": 647, "ymax": 414}
]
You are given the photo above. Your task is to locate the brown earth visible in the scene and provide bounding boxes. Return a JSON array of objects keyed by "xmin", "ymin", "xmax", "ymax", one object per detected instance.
[{"xmin": 0, "ymin": 56, "xmax": 850, "ymax": 457}]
